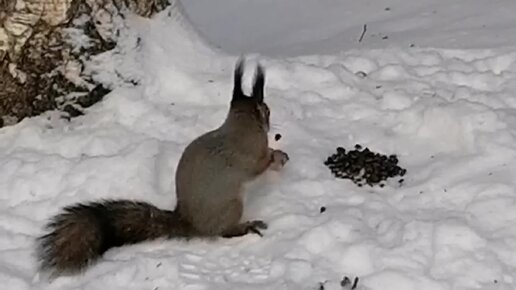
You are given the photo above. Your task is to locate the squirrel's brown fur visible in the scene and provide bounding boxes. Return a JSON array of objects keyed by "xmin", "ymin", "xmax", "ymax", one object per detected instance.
[{"xmin": 35, "ymin": 58, "xmax": 289, "ymax": 277}]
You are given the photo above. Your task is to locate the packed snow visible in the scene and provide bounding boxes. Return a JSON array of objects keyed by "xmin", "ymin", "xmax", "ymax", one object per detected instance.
[
  {"xmin": 2, "ymin": 0, "xmax": 516, "ymax": 289},
  {"xmin": 183, "ymin": 0, "xmax": 516, "ymax": 56}
]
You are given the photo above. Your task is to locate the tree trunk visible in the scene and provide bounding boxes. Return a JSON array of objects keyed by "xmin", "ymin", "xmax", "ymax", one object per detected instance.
[{"xmin": 0, "ymin": 0, "xmax": 169, "ymax": 127}]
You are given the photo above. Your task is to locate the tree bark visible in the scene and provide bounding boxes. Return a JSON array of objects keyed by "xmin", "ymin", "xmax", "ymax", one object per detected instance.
[{"xmin": 0, "ymin": 0, "xmax": 169, "ymax": 127}]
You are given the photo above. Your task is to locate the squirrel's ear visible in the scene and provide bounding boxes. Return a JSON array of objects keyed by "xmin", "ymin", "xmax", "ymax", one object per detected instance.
[
  {"xmin": 252, "ymin": 64, "xmax": 265, "ymax": 103},
  {"xmin": 232, "ymin": 57, "xmax": 245, "ymax": 101}
]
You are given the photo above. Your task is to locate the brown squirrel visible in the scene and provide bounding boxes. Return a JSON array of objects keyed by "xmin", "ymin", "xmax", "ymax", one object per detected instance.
[{"xmin": 36, "ymin": 58, "xmax": 289, "ymax": 277}]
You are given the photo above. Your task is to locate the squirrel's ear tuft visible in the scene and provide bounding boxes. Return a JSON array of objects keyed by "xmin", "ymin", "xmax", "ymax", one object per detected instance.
[
  {"xmin": 232, "ymin": 57, "xmax": 245, "ymax": 101},
  {"xmin": 252, "ymin": 63, "xmax": 265, "ymax": 103}
]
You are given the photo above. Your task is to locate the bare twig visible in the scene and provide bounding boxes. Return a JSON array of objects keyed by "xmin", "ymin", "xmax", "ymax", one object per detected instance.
[
  {"xmin": 358, "ymin": 24, "xmax": 367, "ymax": 43},
  {"xmin": 352, "ymin": 277, "xmax": 359, "ymax": 289}
]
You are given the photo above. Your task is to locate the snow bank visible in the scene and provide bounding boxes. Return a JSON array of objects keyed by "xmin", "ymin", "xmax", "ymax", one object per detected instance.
[{"xmin": 183, "ymin": 0, "xmax": 516, "ymax": 56}]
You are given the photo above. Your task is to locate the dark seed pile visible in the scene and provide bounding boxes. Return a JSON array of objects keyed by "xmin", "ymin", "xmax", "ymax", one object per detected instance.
[{"xmin": 324, "ymin": 144, "xmax": 407, "ymax": 187}]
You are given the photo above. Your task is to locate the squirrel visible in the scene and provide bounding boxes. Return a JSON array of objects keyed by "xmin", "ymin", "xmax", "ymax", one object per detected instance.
[{"xmin": 35, "ymin": 58, "xmax": 289, "ymax": 277}]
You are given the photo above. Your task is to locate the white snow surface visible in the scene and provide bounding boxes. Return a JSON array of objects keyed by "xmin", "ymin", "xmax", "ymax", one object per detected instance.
[
  {"xmin": 183, "ymin": 0, "xmax": 516, "ymax": 56},
  {"xmin": 2, "ymin": 1, "xmax": 516, "ymax": 289}
]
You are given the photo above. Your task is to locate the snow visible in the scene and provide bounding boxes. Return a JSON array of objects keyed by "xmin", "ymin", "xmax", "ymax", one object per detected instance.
[
  {"xmin": 2, "ymin": 0, "xmax": 516, "ymax": 289},
  {"xmin": 182, "ymin": 0, "xmax": 516, "ymax": 56}
]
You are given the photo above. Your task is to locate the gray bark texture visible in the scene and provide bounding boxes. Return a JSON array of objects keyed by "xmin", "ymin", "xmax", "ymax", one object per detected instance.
[{"xmin": 0, "ymin": 0, "xmax": 169, "ymax": 127}]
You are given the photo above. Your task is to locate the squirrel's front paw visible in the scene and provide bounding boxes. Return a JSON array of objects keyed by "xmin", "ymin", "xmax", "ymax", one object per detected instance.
[{"xmin": 269, "ymin": 149, "xmax": 289, "ymax": 171}]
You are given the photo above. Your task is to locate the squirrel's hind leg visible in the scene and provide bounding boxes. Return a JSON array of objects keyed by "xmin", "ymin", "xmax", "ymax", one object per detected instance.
[
  {"xmin": 221, "ymin": 220, "xmax": 268, "ymax": 238},
  {"xmin": 191, "ymin": 197, "xmax": 268, "ymax": 238}
]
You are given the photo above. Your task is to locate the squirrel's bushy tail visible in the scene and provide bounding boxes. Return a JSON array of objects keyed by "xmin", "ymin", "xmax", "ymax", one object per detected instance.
[{"xmin": 36, "ymin": 199, "xmax": 191, "ymax": 276}]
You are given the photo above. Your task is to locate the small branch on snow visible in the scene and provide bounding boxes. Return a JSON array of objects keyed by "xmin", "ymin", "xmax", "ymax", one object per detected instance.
[
  {"xmin": 358, "ymin": 24, "xmax": 367, "ymax": 43},
  {"xmin": 341, "ymin": 276, "xmax": 359, "ymax": 289}
]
